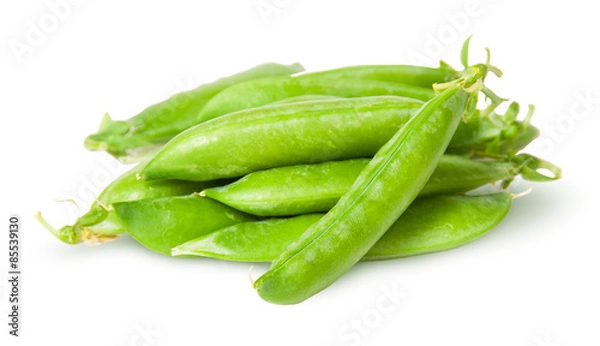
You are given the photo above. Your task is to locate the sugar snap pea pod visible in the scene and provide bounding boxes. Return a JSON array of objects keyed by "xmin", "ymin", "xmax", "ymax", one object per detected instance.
[
  {"xmin": 255, "ymin": 65, "xmax": 486, "ymax": 304},
  {"xmin": 172, "ymin": 193, "xmax": 512, "ymax": 262},
  {"xmin": 202, "ymin": 155, "xmax": 527, "ymax": 216},
  {"xmin": 364, "ymin": 193, "xmax": 511, "ymax": 261},
  {"xmin": 143, "ymin": 96, "xmax": 423, "ymax": 181},
  {"xmin": 112, "ymin": 194, "xmax": 256, "ymax": 255},
  {"xmin": 84, "ymin": 62, "xmax": 304, "ymax": 162},
  {"xmin": 174, "ymin": 214, "xmax": 322, "ymax": 262},
  {"xmin": 301, "ymin": 61, "xmax": 460, "ymax": 89},
  {"xmin": 145, "ymin": 94, "xmax": 528, "ymax": 182},
  {"xmin": 36, "ymin": 162, "xmax": 216, "ymax": 245},
  {"xmin": 196, "ymin": 77, "xmax": 434, "ymax": 122}
]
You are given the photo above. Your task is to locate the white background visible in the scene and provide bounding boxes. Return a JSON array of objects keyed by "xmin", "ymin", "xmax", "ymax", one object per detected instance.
[{"xmin": 1, "ymin": 0, "xmax": 599, "ymax": 345}]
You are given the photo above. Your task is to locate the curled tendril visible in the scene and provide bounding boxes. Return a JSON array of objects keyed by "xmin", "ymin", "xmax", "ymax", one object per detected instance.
[
  {"xmin": 35, "ymin": 211, "xmax": 77, "ymax": 244},
  {"xmin": 512, "ymin": 154, "xmax": 562, "ymax": 182},
  {"xmin": 460, "ymin": 36, "xmax": 503, "ymax": 77},
  {"xmin": 492, "ymin": 153, "xmax": 561, "ymax": 189}
]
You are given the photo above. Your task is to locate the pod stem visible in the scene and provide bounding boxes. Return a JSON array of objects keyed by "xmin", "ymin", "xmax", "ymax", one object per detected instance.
[
  {"xmin": 79, "ymin": 228, "xmax": 119, "ymax": 246},
  {"xmin": 460, "ymin": 36, "xmax": 503, "ymax": 77},
  {"xmin": 35, "ymin": 210, "xmax": 119, "ymax": 246},
  {"xmin": 35, "ymin": 211, "xmax": 76, "ymax": 244}
]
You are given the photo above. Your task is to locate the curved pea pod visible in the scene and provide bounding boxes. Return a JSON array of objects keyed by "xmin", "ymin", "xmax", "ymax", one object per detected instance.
[
  {"xmin": 255, "ymin": 66, "xmax": 485, "ymax": 304},
  {"xmin": 84, "ymin": 62, "xmax": 304, "ymax": 162},
  {"xmin": 302, "ymin": 61, "xmax": 460, "ymax": 88},
  {"xmin": 142, "ymin": 96, "xmax": 423, "ymax": 181},
  {"xmin": 202, "ymin": 155, "xmax": 525, "ymax": 216},
  {"xmin": 36, "ymin": 162, "xmax": 215, "ymax": 245},
  {"xmin": 112, "ymin": 194, "xmax": 256, "ymax": 255},
  {"xmin": 172, "ymin": 193, "xmax": 512, "ymax": 262},
  {"xmin": 196, "ymin": 76, "xmax": 434, "ymax": 122}
]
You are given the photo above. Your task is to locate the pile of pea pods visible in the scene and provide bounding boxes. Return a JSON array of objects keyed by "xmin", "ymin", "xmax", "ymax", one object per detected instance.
[{"xmin": 38, "ymin": 39, "xmax": 561, "ymax": 304}]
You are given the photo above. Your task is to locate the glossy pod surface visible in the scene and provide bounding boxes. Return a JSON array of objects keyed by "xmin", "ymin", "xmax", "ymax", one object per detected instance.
[
  {"xmin": 144, "ymin": 93, "xmax": 525, "ymax": 182},
  {"xmin": 203, "ymin": 155, "xmax": 519, "ymax": 216},
  {"xmin": 173, "ymin": 193, "xmax": 512, "ymax": 262},
  {"xmin": 143, "ymin": 96, "xmax": 423, "ymax": 181},
  {"xmin": 113, "ymin": 194, "xmax": 256, "ymax": 255},
  {"xmin": 84, "ymin": 62, "xmax": 304, "ymax": 161},
  {"xmin": 365, "ymin": 193, "xmax": 511, "ymax": 261},
  {"xmin": 301, "ymin": 63, "xmax": 460, "ymax": 88},
  {"xmin": 197, "ymin": 77, "xmax": 434, "ymax": 122},
  {"xmin": 270, "ymin": 95, "xmax": 343, "ymax": 104},
  {"xmin": 255, "ymin": 77, "xmax": 476, "ymax": 304}
]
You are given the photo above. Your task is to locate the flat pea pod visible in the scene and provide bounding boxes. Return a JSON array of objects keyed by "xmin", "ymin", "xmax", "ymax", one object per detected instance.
[
  {"xmin": 36, "ymin": 163, "xmax": 215, "ymax": 245},
  {"xmin": 196, "ymin": 76, "xmax": 434, "ymax": 122},
  {"xmin": 202, "ymin": 155, "xmax": 521, "ymax": 216},
  {"xmin": 172, "ymin": 193, "xmax": 512, "ymax": 262},
  {"xmin": 84, "ymin": 62, "xmax": 304, "ymax": 162},
  {"xmin": 255, "ymin": 68, "xmax": 483, "ymax": 304},
  {"xmin": 112, "ymin": 194, "xmax": 256, "ymax": 255},
  {"xmin": 301, "ymin": 61, "xmax": 460, "ymax": 88},
  {"xmin": 142, "ymin": 96, "xmax": 423, "ymax": 181}
]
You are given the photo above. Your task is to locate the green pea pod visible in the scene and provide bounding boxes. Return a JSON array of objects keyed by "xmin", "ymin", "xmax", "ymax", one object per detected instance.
[
  {"xmin": 202, "ymin": 155, "xmax": 528, "ymax": 216},
  {"xmin": 255, "ymin": 65, "xmax": 486, "ymax": 304},
  {"xmin": 196, "ymin": 77, "xmax": 435, "ymax": 122},
  {"xmin": 84, "ymin": 62, "xmax": 304, "ymax": 162},
  {"xmin": 301, "ymin": 61, "xmax": 460, "ymax": 89},
  {"xmin": 172, "ymin": 193, "xmax": 512, "ymax": 262},
  {"xmin": 197, "ymin": 61, "xmax": 463, "ymax": 122},
  {"xmin": 36, "ymin": 162, "xmax": 215, "ymax": 245},
  {"xmin": 112, "ymin": 194, "xmax": 256, "ymax": 255},
  {"xmin": 196, "ymin": 53, "xmax": 463, "ymax": 123},
  {"xmin": 143, "ymin": 96, "xmax": 423, "ymax": 181}
]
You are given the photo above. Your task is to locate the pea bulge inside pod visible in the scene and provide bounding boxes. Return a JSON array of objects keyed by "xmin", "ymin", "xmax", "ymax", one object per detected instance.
[{"xmin": 142, "ymin": 96, "xmax": 423, "ymax": 181}]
